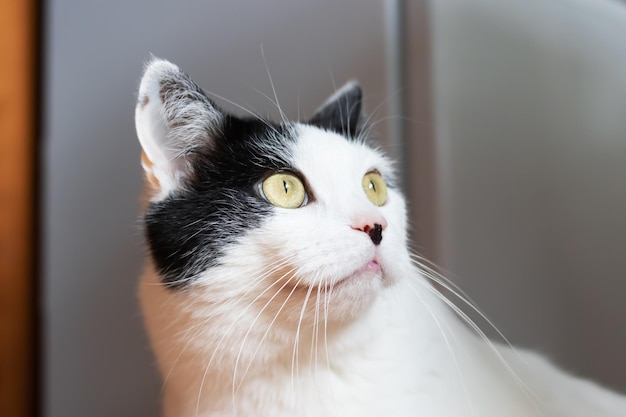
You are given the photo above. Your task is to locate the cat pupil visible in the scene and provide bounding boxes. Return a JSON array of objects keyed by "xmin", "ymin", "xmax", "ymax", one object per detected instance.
[
  {"xmin": 283, "ymin": 180, "xmax": 289, "ymax": 194},
  {"xmin": 369, "ymin": 181, "xmax": 376, "ymax": 192}
]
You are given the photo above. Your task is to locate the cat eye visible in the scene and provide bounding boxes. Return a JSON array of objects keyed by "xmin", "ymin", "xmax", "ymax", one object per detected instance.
[
  {"xmin": 260, "ymin": 172, "xmax": 307, "ymax": 209},
  {"xmin": 362, "ymin": 171, "xmax": 387, "ymax": 206}
]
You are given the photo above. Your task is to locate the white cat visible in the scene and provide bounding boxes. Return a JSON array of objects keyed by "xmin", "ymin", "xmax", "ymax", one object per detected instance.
[{"xmin": 135, "ymin": 58, "xmax": 626, "ymax": 417}]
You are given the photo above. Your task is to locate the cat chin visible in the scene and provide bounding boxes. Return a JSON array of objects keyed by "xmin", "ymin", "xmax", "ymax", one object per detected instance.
[
  {"xmin": 316, "ymin": 269, "xmax": 385, "ymax": 323},
  {"xmin": 319, "ymin": 264, "xmax": 386, "ymax": 320},
  {"xmin": 333, "ymin": 259, "xmax": 382, "ymax": 287}
]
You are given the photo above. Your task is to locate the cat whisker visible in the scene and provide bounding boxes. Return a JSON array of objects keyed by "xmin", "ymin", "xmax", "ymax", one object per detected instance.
[
  {"xmin": 260, "ymin": 45, "xmax": 289, "ymax": 126},
  {"xmin": 327, "ymin": 65, "xmax": 338, "ymax": 94},
  {"xmin": 406, "ymin": 268, "xmax": 545, "ymax": 411},
  {"xmin": 407, "ymin": 251, "xmax": 519, "ymax": 355},
  {"xmin": 290, "ymin": 274, "xmax": 314, "ymax": 400},
  {"xmin": 402, "ymin": 280, "xmax": 477, "ymax": 417},
  {"xmin": 235, "ymin": 275, "xmax": 303, "ymax": 397},
  {"xmin": 249, "ymin": 86, "xmax": 290, "ymax": 122},
  {"xmin": 191, "ymin": 259, "xmax": 295, "ymax": 416},
  {"xmin": 297, "ymin": 88, "xmax": 301, "ymax": 122},
  {"xmin": 200, "ymin": 88, "xmax": 280, "ymax": 136},
  {"xmin": 323, "ymin": 274, "xmax": 332, "ymax": 375},
  {"xmin": 312, "ymin": 279, "xmax": 323, "ymax": 400},
  {"xmin": 323, "ymin": 275, "xmax": 339, "ymax": 414},
  {"xmin": 357, "ymin": 95, "xmax": 392, "ymax": 139},
  {"xmin": 326, "ymin": 68, "xmax": 359, "ymax": 139},
  {"xmin": 406, "ymin": 247, "xmax": 547, "ymax": 412},
  {"xmin": 181, "ymin": 256, "xmax": 294, "ymax": 337},
  {"xmin": 231, "ymin": 268, "xmax": 299, "ymax": 408},
  {"xmin": 310, "ymin": 280, "xmax": 319, "ymax": 376}
]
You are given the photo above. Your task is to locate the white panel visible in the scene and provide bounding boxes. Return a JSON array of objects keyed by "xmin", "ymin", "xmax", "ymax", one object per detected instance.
[{"xmin": 431, "ymin": 0, "xmax": 626, "ymax": 391}]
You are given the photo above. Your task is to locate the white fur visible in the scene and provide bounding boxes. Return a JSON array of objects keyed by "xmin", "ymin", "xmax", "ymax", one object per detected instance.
[{"xmin": 137, "ymin": 67, "xmax": 626, "ymax": 416}]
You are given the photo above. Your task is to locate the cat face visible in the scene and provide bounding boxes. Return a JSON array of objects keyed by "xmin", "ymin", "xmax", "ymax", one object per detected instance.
[{"xmin": 136, "ymin": 59, "xmax": 411, "ymax": 329}]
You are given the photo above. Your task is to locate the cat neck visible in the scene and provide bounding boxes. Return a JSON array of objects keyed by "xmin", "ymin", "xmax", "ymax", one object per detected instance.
[{"xmin": 140, "ymin": 263, "xmax": 473, "ymax": 417}]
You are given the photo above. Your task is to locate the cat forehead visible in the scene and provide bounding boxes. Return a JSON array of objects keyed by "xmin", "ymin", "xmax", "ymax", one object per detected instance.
[{"xmin": 291, "ymin": 124, "xmax": 391, "ymax": 177}]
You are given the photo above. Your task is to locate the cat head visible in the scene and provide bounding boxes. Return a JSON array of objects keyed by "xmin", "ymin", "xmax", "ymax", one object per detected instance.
[{"xmin": 135, "ymin": 58, "xmax": 411, "ymax": 331}]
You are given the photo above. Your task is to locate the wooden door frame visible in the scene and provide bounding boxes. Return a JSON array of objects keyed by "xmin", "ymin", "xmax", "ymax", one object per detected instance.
[{"xmin": 0, "ymin": 0, "xmax": 40, "ymax": 416}]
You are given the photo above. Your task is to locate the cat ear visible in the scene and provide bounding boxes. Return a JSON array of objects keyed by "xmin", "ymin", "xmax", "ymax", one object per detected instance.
[
  {"xmin": 308, "ymin": 81, "xmax": 363, "ymax": 137},
  {"xmin": 135, "ymin": 58, "xmax": 223, "ymax": 196}
]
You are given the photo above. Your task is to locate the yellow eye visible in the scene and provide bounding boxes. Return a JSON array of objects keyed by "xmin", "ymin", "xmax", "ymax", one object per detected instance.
[
  {"xmin": 362, "ymin": 171, "xmax": 387, "ymax": 206},
  {"xmin": 261, "ymin": 173, "xmax": 307, "ymax": 208}
]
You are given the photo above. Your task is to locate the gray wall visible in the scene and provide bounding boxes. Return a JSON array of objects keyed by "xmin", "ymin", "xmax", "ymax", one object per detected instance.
[
  {"xmin": 43, "ymin": 2, "xmax": 388, "ymax": 416},
  {"xmin": 430, "ymin": 0, "xmax": 626, "ymax": 392}
]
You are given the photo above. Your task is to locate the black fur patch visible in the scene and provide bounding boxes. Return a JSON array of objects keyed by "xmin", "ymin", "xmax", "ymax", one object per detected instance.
[{"xmin": 144, "ymin": 117, "xmax": 296, "ymax": 288}]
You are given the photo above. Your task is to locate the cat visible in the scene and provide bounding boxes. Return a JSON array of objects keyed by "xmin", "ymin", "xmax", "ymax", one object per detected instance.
[{"xmin": 135, "ymin": 58, "xmax": 626, "ymax": 417}]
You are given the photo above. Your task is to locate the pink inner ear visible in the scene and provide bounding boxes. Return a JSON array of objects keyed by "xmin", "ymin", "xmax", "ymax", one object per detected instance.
[{"xmin": 141, "ymin": 150, "xmax": 160, "ymax": 190}]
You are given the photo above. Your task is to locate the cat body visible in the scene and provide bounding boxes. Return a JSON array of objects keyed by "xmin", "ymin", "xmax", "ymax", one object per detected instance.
[{"xmin": 135, "ymin": 59, "xmax": 626, "ymax": 416}]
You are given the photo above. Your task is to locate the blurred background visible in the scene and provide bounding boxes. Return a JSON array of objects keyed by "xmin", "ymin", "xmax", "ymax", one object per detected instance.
[{"xmin": 1, "ymin": 0, "xmax": 625, "ymax": 416}]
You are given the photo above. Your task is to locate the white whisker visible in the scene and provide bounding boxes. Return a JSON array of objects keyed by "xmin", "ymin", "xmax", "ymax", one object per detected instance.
[
  {"xmin": 407, "ymin": 267, "xmax": 545, "ymax": 411},
  {"xmin": 235, "ymin": 276, "xmax": 302, "ymax": 396},
  {"xmin": 402, "ymin": 280, "xmax": 476, "ymax": 417},
  {"xmin": 291, "ymin": 279, "xmax": 314, "ymax": 399},
  {"xmin": 260, "ymin": 45, "xmax": 289, "ymax": 126},
  {"xmin": 193, "ymin": 258, "xmax": 293, "ymax": 417}
]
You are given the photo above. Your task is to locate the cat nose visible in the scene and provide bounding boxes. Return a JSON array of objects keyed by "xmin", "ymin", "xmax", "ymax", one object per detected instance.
[
  {"xmin": 366, "ymin": 223, "xmax": 384, "ymax": 245},
  {"xmin": 352, "ymin": 217, "xmax": 387, "ymax": 246}
]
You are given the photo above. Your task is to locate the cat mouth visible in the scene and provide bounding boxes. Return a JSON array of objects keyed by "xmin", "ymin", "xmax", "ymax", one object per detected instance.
[
  {"xmin": 330, "ymin": 259, "xmax": 382, "ymax": 288},
  {"xmin": 280, "ymin": 258, "xmax": 383, "ymax": 293}
]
